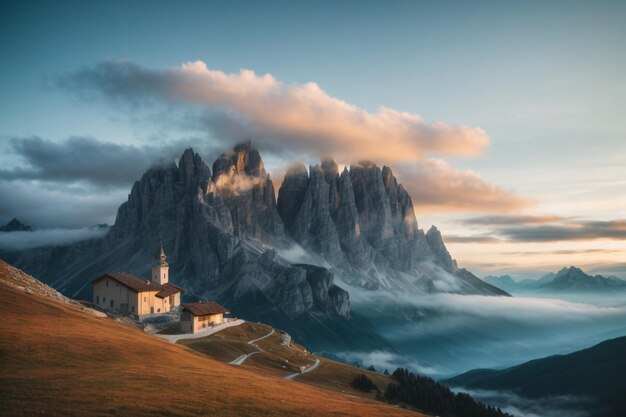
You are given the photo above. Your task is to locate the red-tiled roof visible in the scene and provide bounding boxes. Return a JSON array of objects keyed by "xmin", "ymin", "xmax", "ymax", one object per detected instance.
[
  {"xmin": 92, "ymin": 273, "xmax": 184, "ymax": 296},
  {"xmin": 182, "ymin": 301, "xmax": 229, "ymax": 316},
  {"xmin": 155, "ymin": 283, "xmax": 185, "ymax": 299}
]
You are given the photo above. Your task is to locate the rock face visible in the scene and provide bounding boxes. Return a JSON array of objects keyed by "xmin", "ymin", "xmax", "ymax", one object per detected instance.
[
  {"xmin": 5, "ymin": 141, "xmax": 509, "ymax": 350},
  {"xmin": 425, "ymin": 226, "xmax": 456, "ymax": 272},
  {"xmin": 8, "ymin": 145, "xmax": 358, "ymax": 350},
  {"xmin": 211, "ymin": 142, "xmax": 284, "ymax": 241},
  {"xmin": 276, "ymin": 158, "xmax": 502, "ymax": 294}
]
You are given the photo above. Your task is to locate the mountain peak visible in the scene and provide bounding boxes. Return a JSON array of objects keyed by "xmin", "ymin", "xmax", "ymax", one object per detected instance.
[
  {"xmin": 212, "ymin": 141, "xmax": 267, "ymax": 180},
  {"xmin": 0, "ymin": 218, "xmax": 32, "ymax": 232},
  {"xmin": 425, "ymin": 226, "xmax": 456, "ymax": 272},
  {"xmin": 321, "ymin": 158, "xmax": 339, "ymax": 183}
]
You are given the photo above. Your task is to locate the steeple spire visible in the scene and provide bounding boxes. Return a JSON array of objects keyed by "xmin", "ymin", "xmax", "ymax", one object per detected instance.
[
  {"xmin": 152, "ymin": 241, "xmax": 169, "ymax": 284},
  {"xmin": 155, "ymin": 241, "xmax": 168, "ymax": 266}
]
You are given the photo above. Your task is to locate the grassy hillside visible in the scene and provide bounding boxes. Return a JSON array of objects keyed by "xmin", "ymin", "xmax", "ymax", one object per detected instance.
[
  {"xmin": 178, "ymin": 322, "xmax": 395, "ymax": 401},
  {"xmin": 0, "ymin": 260, "xmax": 424, "ymax": 417}
]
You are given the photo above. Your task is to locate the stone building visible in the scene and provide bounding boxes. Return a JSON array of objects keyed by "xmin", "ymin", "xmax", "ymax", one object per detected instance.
[{"xmin": 180, "ymin": 301, "xmax": 229, "ymax": 333}]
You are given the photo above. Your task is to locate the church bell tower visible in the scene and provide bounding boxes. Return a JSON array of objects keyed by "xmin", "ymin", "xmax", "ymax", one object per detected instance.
[{"xmin": 151, "ymin": 243, "xmax": 169, "ymax": 285}]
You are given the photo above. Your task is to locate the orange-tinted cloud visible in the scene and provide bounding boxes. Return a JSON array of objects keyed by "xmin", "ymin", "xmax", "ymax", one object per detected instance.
[
  {"xmin": 59, "ymin": 60, "xmax": 490, "ymax": 164},
  {"xmin": 394, "ymin": 159, "xmax": 532, "ymax": 213}
]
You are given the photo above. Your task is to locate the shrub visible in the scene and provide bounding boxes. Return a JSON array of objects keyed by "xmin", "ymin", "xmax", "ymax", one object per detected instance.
[{"xmin": 351, "ymin": 373, "xmax": 378, "ymax": 393}]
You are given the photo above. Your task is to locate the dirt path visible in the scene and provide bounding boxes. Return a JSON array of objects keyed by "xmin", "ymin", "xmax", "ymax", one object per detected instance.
[
  {"xmin": 284, "ymin": 358, "xmax": 321, "ymax": 380},
  {"xmin": 229, "ymin": 328, "xmax": 275, "ymax": 365}
]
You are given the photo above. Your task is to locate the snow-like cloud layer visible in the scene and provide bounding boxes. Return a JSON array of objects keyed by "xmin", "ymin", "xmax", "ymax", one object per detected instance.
[
  {"xmin": 0, "ymin": 226, "xmax": 109, "ymax": 250},
  {"xmin": 455, "ymin": 388, "xmax": 595, "ymax": 417},
  {"xmin": 344, "ymin": 280, "xmax": 626, "ymax": 377}
]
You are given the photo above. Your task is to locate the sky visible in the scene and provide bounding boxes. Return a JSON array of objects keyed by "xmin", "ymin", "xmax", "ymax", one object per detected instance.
[{"xmin": 1, "ymin": 0, "xmax": 625, "ymax": 278}]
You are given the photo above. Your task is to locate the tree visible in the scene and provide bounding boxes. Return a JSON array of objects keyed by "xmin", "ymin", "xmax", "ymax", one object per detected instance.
[
  {"xmin": 351, "ymin": 374, "xmax": 378, "ymax": 393},
  {"xmin": 384, "ymin": 368, "xmax": 514, "ymax": 417}
]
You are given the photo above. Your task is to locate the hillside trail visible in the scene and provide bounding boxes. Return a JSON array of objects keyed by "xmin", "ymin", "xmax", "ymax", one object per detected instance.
[{"xmin": 229, "ymin": 328, "xmax": 275, "ymax": 365}]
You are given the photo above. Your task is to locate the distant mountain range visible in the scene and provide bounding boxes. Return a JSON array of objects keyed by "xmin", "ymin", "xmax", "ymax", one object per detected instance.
[
  {"xmin": 445, "ymin": 336, "xmax": 626, "ymax": 416},
  {"xmin": 484, "ymin": 266, "xmax": 626, "ymax": 293},
  {"xmin": 0, "ymin": 142, "xmax": 507, "ymax": 351}
]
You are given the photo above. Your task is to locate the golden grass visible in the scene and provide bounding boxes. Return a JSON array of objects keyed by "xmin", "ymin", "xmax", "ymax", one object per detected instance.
[
  {"xmin": 297, "ymin": 358, "xmax": 396, "ymax": 401},
  {"xmin": 0, "ymin": 261, "xmax": 425, "ymax": 417}
]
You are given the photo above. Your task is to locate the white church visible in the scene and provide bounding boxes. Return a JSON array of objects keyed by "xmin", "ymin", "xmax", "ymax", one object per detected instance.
[{"xmin": 91, "ymin": 244, "xmax": 184, "ymax": 316}]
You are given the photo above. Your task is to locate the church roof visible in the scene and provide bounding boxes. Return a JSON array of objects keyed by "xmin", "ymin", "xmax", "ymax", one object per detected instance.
[
  {"xmin": 155, "ymin": 283, "xmax": 185, "ymax": 299},
  {"xmin": 92, "ymin": 272, "xmax": 184, "ymax": 295},
  {"xmin": 182, "ymin": 301, "xmax": 229, "ymax": 316}
]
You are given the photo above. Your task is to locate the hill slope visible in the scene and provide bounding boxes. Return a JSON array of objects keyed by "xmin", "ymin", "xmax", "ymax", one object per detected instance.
[
  {"xmin": 445, "ymin": 336, "xmax": 626, "ymax": 414},
  {"xmin": 0, "ymin": 259, "xmax": 424, "ymax": 417}
]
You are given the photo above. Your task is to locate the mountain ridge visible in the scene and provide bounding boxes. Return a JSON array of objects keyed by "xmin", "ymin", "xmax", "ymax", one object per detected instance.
[
  {"xmin": 445, "ymin": 335, "xmax": 626, "ymax": 416},
  {"xmin": 2, "ymin": 142, "xmax": 508, "ymax": 350},
  {"xmin": 484, "ymin": 266, "xmax": 626, "ymax": 293}
]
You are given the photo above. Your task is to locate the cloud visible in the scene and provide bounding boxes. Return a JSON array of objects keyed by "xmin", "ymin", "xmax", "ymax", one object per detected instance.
[
  {"xmin": 213, "ymin": 169, "xmax": 264, "ymax": 195},
  {"xmin": 52, "ymin": 61, "xmax": 534, "ymax": 214},
  {"xmin": 336, "ymin": 350, "xmax": 441, "ymax": 376},
  {"xmin": 444, "ymin": 235, "xmax": 503, "ymax": 243},
  {"xmin": 0, "ymin": 226, "xmax": 109, "ymax": 251},
  {"xmin": 398, "ymin": 292, "xmax": 626, "ymax": 322},
  {"xmin": 57, "ymin": 60, "xmax": 490, "ymax": 164},
  {"xmin": 503, "ymin": 249, "xmax": 620, "ymax": 256},
  {"xmin": 463, "ymin": 214, "xmax": 564, "ymax": 226},
  {"xmin": 345, "ymin": 281, "xmax": 626, "ymax": 377},
  {"xmin": 499, "ymin": 220, "xmax": 626, "ymax": 242},
  {"xmin": 456, "ymin": 215, "xmax": 626, "ymax": 242},
  {"xmin": 394, "ymin": 159, "xmax": 531, "ymax": 213},
  {"xmin": 0, "ymin": 180, "xmax": 124, "ymax": 228},
  {"xmin": 0, "ymin": 136, "xmax": 189, "ymax": 187},
  {"xmin": 454, "ymin": 388, "xmax": 596, "ymax": 417}
]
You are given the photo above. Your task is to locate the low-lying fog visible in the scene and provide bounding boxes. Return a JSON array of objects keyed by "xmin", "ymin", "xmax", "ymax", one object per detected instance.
[
  {"xmin": 452, "ymin": 388, "xmax": 598, "ymax": 417},
  {"xmin": 337, "ymin": 283, "xmax": 626, "ymax": 379}
]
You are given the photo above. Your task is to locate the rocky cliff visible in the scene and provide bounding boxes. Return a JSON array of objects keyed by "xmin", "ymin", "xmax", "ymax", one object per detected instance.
[
  {"xmin": 5, "ymin": 142, "xmax": 508, "ymax": 350},
  {"xmin": 276, "ymin": 158, "xmax": 505, "ymax": 295},
  {"xmin": 8, "ymin": 145, "xmax": 365, "ymax": 350}
]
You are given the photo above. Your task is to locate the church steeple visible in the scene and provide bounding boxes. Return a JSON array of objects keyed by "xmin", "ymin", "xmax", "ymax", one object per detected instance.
[
  {"xmin": 151, "ymin": 242, "xmax": 169, "ymax": 285},
  {"xmin": 155, "ymin": 242, "xmax": 168, "ymax": 266}
]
